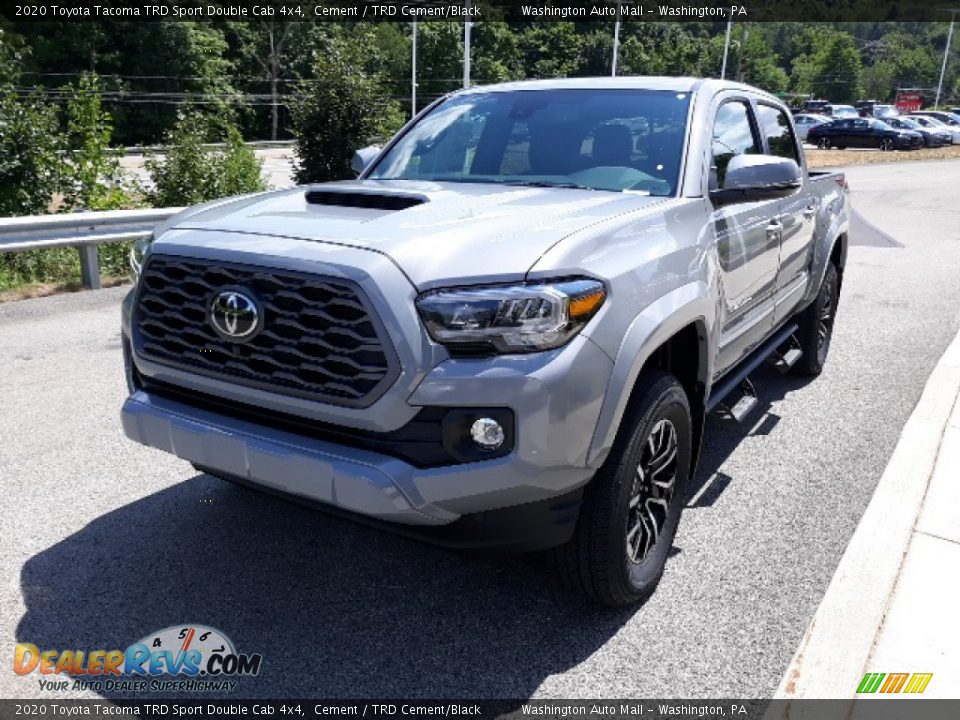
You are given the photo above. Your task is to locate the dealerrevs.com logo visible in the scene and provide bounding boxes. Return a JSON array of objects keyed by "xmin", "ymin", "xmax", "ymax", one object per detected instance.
[{"xmin": 15, "ymin": 625, "xmax": 262, "ymax": 693}]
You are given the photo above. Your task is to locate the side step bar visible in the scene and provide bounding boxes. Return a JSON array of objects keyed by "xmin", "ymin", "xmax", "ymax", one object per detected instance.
[{"xmin": 706, "ymin": 322, "xmax": 800, "ymax": 415}]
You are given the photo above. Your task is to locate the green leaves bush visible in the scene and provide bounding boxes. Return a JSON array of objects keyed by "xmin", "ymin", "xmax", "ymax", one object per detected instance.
[
  {"xmin": 292, "ymin": 42, "xmax": 405, "ymax": 184},
  {"xmin": 0, "ymin": 89, "xmax": 63, "ymax": 218},
  {"xmin": 145, "ymin": 114, "xmax": 267, "ymax": 207}
]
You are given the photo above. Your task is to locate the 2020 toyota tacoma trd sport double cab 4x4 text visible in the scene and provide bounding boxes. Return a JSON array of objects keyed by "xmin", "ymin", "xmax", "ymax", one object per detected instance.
[{"xmin": 122, "ymin": 77, "xmax": 848, "ymax": 606}]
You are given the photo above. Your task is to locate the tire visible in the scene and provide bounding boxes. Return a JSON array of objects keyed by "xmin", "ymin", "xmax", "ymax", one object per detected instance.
[
  {"xmin": 879, "ymin": 138, "xmax": 895, "ymax": 151},
  {"xmin": 817, "ymin": 137, "xmax": 831, "ymax": 149},
  {"xmin": 550, "ymin": 372, "xmax": 692, "ymax": 607},
  {"xmin": 794, "ymin": 262, "xmax": 840, "ymax": 376}
]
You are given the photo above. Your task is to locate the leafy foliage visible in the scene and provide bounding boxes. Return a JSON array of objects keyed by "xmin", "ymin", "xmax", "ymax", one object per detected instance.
[
  {"xmin": 60, "ymin": 73, "xmax": 138, "ymax": 210},
  {"xmin": 145, "ymin": 113, "xmax": 266, "ymax": 206},
  {"xmin": 0, "ymin": 88, "xmax": 62, "ymax": 217},
  {"xmin": 292, "ymin": 41, "xmax": 405, "ymax": 184}
]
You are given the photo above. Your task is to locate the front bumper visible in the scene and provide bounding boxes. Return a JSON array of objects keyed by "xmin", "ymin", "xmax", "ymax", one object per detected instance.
[{"xmin": 122, "ymin": 313, "xmax": 611, "ymax": 545}]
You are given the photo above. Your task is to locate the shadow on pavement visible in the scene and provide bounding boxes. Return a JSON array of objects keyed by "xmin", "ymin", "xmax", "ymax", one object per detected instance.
[
  {"xmin": 17, "ymin": 473, "xmax": 635, "ymax": 699},
  {"xmin": 685, "ymin": 363, "xmax": 817, "ymax": 508},
  {"xmin": 17, "ymin": 364, "xmax": 812, "ymax": 700}
]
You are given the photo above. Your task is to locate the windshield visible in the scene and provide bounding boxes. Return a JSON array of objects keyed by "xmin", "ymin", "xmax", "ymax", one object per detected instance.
[
  {"xmin": 892, "ymin": 118, "xmax": 920, "ymax": 129},
  {"xmin": 368, "ymin": 89, "xmax": 691, "ymax": 196}
]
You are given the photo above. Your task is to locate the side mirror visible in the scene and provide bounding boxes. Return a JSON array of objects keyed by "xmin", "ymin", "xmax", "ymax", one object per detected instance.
[
  {"xmin": 710, "ymin": 155, "xmax": 801, "ymax": 206},
  {"xmin": 351, "ymin": 145, "xmax": 381, "ymax": 177}
]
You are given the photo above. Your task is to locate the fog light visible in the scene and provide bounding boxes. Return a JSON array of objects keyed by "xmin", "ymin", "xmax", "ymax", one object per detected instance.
[{"xmin": 470, "ymin": 417, "xmax": 505, "ymax": 450}]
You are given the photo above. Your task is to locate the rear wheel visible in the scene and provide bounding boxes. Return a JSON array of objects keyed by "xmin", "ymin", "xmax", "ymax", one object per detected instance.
[
  {"xmin": 794, "ymin": 262, "xmax": 839, "ymax": 376},
  {"xmin": 879, "ymin": 138, "xmax": 895, "ymax": 151},
  {"xmin": 550, "ymin": 372, "xmax": 692, "ymax": 607},
  {"xmin": 817, "ymin": 137, "xmax": 832, "ymax": 149}
]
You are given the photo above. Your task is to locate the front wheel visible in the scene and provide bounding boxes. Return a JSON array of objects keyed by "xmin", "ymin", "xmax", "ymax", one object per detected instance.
[
  {"xmin": 794, "ymin": 262, "xmax": 839, "ymax": 376},
  {"xmin": 879, "ymin": 138, "xmax": 895, "ymax": 151},
  {"xmin": 550, "ymin": 372, "xmax": 692, "ymax": 607}
]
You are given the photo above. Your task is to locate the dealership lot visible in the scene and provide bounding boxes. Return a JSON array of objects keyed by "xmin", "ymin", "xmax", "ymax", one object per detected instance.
[{"xmin": 2, "ymin": 160, "xmax": 959, "ymax": 699}]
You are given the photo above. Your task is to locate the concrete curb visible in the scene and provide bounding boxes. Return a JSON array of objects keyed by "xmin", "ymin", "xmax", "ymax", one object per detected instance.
[{"xmin": 771, "ymin": 326, "xmax": 960, "ymax": 708}]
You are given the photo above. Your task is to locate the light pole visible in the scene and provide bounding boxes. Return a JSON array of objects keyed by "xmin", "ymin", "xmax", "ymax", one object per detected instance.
[
  {"xmin": 463, "ymin": 0, "xmax": 472, "ymax": 89},
  {"xmin": 411, "ymin": 21, "xmax": 417, "ymax": 117},
  {"xmin": 612, "ymin": 15, "xmax": 621, "ymax": 77},
  {"xmin": 935, "ymin": 10, "xmax": 959, "ymax": 109},
  {"xmin": 736, "ymin": 28, "xmax": 749, "ymax": 82},
  {"xmin": 720, "ymin": 17, "xmax": 733, "ymax": 79}
]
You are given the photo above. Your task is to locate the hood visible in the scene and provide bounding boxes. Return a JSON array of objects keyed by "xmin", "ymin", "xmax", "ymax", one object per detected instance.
[{"xmin": 162, "ymin": 180, "xmax": 669, "ymax": 289}]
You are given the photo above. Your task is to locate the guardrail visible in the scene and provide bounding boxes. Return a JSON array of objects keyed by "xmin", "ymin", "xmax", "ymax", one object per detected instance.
[{"xmin": 0, "ymin": 208, "xmax": 183, "ymax": 290}]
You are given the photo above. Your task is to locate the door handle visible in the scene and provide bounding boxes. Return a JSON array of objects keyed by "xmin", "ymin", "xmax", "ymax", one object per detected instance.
[
  {"xmin": 766, "ymin": 220, "xmax": 782, "ymax": 239},
  {"xmin": 802, "ymin": 205, "xmax": 816, "ymax": 220}
]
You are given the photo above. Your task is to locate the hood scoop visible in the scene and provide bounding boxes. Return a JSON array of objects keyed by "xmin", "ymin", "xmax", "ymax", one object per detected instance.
[{"xmin": 304, "ymin": 188, "xmax": 427, "ymax": 212}]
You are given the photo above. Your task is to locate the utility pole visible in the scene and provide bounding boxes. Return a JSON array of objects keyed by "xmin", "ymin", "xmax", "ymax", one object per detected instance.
[
  {"xmin": 411, "ymin": 21, "xmax": 417, "ymax": 117},
  {"xmin": 736, "ymin": 28, "xmax": 749, "ymax": 82},
  {"xmin": 720, "ymin": 18, "xmax": 733, "ymax": 79},
  {"xmin": 935, "ymin": 9, "xmax": 959, "ymax": 109},
  {"xmin": 612, "ymin": 14, "xmax": 621, "ymax": 77},
  {"xmin": 463, "ymin": 0, "xmax": 472, "ymax": 89}
]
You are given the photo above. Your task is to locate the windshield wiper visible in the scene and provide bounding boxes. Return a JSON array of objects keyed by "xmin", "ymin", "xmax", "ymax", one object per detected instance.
[{"xmin": 501, "ymin": 180, "xmax": 616, "ymax": 192}]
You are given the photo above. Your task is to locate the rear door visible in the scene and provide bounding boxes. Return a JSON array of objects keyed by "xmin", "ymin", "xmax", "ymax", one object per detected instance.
[
  {"xmin": 709, "ymin": 98, "xmax": 781, "ymax": 377},
  {"xmin": 755, "ymin": 103, "xmax": 817, "ymax": 326}
]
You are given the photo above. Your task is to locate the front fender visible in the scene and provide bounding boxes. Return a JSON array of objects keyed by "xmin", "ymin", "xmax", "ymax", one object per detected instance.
[{"xmin": 585, "ymin": 281, "xmax": 715, "ymax": 468}]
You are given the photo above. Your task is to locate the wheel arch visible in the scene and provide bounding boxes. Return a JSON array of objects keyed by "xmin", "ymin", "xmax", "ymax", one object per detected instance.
[{"xmin": 586, "ymin": 283, "xmax": 713, "ymax": 475}]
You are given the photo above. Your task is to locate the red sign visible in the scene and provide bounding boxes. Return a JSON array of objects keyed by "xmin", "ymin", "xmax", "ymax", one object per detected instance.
[{"xmin": 896, "ymin": 91, "xmax": 924, "ymax": 113}]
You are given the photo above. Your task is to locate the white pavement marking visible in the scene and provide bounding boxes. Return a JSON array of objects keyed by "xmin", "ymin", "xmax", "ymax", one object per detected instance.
[{"xmin": 773, "ymin": 326, "xmax": 960, "ymax": 708}]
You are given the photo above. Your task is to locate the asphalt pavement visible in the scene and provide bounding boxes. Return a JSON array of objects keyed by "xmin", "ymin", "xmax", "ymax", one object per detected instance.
[{"xmin": 2, "ymin": 160, "xmax": 960, "ymax": 700}]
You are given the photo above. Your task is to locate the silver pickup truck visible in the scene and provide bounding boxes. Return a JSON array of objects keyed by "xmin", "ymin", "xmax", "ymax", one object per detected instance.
[{"xmin": 121, "ymin": 77, "xmax": 848, "ymax": 606}]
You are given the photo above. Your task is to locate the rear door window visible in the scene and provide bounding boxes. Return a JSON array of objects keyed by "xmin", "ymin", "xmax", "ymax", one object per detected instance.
[{"xmin": 757, "ymin": 104, "xmax": 799, "ymax": 163}]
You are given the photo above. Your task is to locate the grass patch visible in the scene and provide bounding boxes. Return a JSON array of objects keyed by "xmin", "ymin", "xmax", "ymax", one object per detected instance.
[
  {"xmin": 806, "ymin": 144, "xmax": 960, "ymax": 168},
  {"xmin": 0, "ymin": 275, "xmax": 131, "ymax": 303},
  {"xmin": 0, "ymin": 240, "xmax": 133, "ymax": 294}
]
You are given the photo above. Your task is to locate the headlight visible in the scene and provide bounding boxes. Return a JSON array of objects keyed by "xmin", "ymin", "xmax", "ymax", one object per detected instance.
[
  {"xmin": 416, "ymin": 278, "xmax": 606, "ymax": 355},
  {"xmin": 129, "ymin": 234, "xmax": 154, "ymax": 281}
]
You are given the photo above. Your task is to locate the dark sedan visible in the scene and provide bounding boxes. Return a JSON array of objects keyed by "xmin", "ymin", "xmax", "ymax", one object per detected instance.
[
  {"xmin": 807, "ymin": 117, "xmax": 923, "ymax": 151},
  {"xmin": 885, "ymin": 116, "xmax": 951, "ymax": 147}
]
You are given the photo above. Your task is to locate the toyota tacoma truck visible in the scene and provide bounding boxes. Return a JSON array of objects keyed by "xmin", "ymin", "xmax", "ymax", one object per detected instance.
[{"xmin": 121, "ymin": 77, "xmax": 848, "ymax": 606}]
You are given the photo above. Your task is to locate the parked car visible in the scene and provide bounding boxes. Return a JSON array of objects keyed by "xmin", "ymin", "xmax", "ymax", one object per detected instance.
[
  {"xmin": 122, "ymin": 77, "xmax": 849, "ymax": 607},
  {"xmin": 830, "ymin": 104, "xmax": 859, "ymax": 118},
  {"xmin": 884, "ymin": 116, "xmax": 951, "ymax": 147},
  {"xmin": 907, "ymin": 114, "xmax": 960, "ymax": 144},
  {"xmin": 792, "ymin": 113, "xmax": 830, "ymax": 141},
  {"xmin": 910, "ymin": 110, "xmax": 960, "ymax": 127},
  {"xmin": 856, "ymin": 100, "xmax": 900, "ymax": 119},
  {"xmin": 807, "ymin": 117, "xmax": 922, "ymax": 150},
  {"xmin": 803, "ymin": 98, "xmax": 832, "ymax": 114}
]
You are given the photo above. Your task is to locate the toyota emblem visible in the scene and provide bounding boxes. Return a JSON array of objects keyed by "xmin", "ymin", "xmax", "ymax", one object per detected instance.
[{"xmin": 209, "ymin": 290, "xmax": 261, "ymax": 341}]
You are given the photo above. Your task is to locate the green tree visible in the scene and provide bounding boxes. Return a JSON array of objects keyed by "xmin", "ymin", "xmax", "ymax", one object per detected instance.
[
  {"xmin": 0, "ymin": 26, "xmax": 27, "ymax": 84},
  {"xmin": 519, "ymin": 23, "xmax": 583, "ymax": 78},
  {"xmin": 0, "ymin": 89, "xmax": 62, "ymax": 217},
  {"xmin": 816, "ymin": 34, "xmax": 863, "ymax": 103},
  {"xmin": 291, "ymin": 41, "xmax": 404, "ymax": 183},
  {"xmin": 61, "ymin": 73, "xmax": 132, "ymax": 210},
  {"xmin": 792, "ymin": 29, "xmax": 863, "ymax": 103},
  {"xmin": 146, "ymin": 113, "xmax": 266, "ymax": 206}
]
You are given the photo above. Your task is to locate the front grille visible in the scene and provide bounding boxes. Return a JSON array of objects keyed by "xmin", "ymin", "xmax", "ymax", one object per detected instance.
[{"xmin": 134, "ymin": 255, "xmax": 397, "ymax": 406}]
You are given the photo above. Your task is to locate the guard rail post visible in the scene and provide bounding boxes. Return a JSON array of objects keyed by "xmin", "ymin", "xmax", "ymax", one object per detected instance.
[{"xmin": 79, "ymin": 245, "xmax": 101, "ymax": 290}]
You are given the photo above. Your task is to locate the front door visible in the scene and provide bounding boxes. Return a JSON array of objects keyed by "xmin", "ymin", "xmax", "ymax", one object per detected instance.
[{"xmin": 709, "ymin": 99, "xmax": 781, "ymax": 377}]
